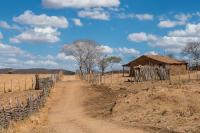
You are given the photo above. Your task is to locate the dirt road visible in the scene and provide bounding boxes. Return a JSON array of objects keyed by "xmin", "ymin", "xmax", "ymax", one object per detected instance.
[{"xmin": 36, "ymin": 76, "xmax": 144, "ymax": 133}]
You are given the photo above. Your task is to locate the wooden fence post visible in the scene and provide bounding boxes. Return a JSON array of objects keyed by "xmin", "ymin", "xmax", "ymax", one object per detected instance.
[
  {"xmin": 35, "ymin": 74, "xmax": 40, "ymax": 90},
  {"xmin": 25, "ymin": 79, "xmax": 27, "ymax": 90},
  {"xmin": 4, "ymin": 82, "xmax": 6, "ymax": 93},
  {"xmin": 18, "ymin": 80, "xmax": 21, "ymax": 91},
  {"xmin": 188, "ymin": 71, "xmax": 191, "ymax": 82},
  {"xmin": 32, "ymin": 77, "xmax": 34, "ymax": 89},
  {"xmin": 103, "ymin": 75, "xmax": 105, "ymax": 84},
  {"xmin": 11, "ymin": 80, "xmax": 13, "ymax": 92}
]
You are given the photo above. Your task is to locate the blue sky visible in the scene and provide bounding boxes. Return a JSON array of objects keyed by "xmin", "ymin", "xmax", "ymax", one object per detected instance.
[{"xmin": 0, "ymin": 0, "xmax": 200, "ymax": 70}]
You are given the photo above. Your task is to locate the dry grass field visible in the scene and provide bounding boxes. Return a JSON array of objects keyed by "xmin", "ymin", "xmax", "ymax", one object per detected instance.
[
  {"xmin": 0, "ymin": 74, "xmax": 51, "ymax": 109},
  {"xmin": 0, "ymin": 74, "xmax": 50, "ymax": 93},
  {"xmin": 2, "ymin": 72, "xmax": 200, "ymax": 133},
  {"xmin": 84, "ymin": 71, "xmax": 200, "ymax": 133}
]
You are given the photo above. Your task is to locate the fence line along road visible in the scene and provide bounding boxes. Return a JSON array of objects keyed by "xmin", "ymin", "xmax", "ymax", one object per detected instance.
[
  {"xmin": 0, "ymin": 73, "xmax": 63, "ymax": 129},
  {"xmin": 77, "ymin": 69, "xmax": 200, "ymax": 86}
]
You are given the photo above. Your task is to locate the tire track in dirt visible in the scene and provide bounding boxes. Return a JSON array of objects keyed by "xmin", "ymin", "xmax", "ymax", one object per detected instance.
[{"xmin": 43, "ymin": 76, "xmax": 146, "ymax": 133}]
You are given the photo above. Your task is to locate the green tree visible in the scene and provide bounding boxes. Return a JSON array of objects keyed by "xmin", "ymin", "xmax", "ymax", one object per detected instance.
[
  {"xmin": 107, "ymin": 56, "xmax": 122, "ymax": 70},
  {"xmin": 97, "ymin": 56, "xmax": 109, "ymax": 75}
]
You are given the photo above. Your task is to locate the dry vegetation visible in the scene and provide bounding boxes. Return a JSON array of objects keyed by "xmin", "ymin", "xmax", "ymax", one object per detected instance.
[
  {"xmin": 0, "ymin": 73, "xmax": 58, "ymax": 133},
  {"xmin": 0, "ymin": 74, "xmax": 50, "ymax": 93},
  {"xmin": 0, "ymin": 74, "xmax": 50, "ymax": 108},
  {"xmin": 85, "ymin": 71, "xmax": 200, "ymax": 133},
  {"xmin": 2, "ymin": 72, "xmax": 200, "ymax": 133}
]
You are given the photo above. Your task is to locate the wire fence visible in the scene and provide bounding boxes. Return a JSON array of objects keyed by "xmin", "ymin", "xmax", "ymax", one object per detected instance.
[
  {"xmin": 0, "ymin": 78, "xmax": 35, "ymax": 93},
  {"xmin": 0, "ymin": 72, "xmax": 63, "ymax": 93},
  {"xmin": 0, "ymin": 72, "xmax": 63, "ymax": 129},
  {"xmin": 76, "ymin": 70, "xmax": 128, "ymax": 85},
  {"xmin": 76, "ymin": 69, "xmax": 200, "ymax": 86}
]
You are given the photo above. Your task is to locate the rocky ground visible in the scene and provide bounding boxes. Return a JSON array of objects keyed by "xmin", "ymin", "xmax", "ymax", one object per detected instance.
[{"xmin": 85, "ymin": 80, "xmax": 200, "ymax": 133}]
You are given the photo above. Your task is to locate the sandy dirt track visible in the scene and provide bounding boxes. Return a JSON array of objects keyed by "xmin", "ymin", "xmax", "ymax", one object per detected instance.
[{"xmin": 33, "ymin": 76, "xmax": 145, "ymax": 133}]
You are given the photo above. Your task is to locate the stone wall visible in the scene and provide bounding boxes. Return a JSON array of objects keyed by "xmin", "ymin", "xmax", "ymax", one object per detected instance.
[{"xmin": 0, "ymin": 75, "xmax": 59, "ymax": 129}]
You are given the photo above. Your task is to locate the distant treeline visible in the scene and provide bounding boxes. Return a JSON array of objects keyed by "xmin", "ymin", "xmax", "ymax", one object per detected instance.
[{"xmin": 0, "ymin": 68, "xmax": 75, "ymax": 75}]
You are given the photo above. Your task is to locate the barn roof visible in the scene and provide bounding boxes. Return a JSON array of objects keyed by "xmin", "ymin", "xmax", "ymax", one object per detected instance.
[
  {"xmin": 123, "ymin": 55, "xmax": 187, "ymax": 67},
  {"xmin": 145, "ymin": 55, "xmax": 187, "ymax": 64}
]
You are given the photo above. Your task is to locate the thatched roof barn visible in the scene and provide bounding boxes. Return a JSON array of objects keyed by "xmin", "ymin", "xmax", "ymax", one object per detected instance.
[{"xmin": 123, "ymin": 55, "xmax": 188, "ymax": 76}]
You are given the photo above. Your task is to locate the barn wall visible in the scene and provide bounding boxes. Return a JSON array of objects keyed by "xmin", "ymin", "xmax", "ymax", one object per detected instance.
[
  {"xmin": 127, "ymin": 56, "xmax": 188, "ymax": 76},
  {"xmin": 169, "ymin": 64, "xmax": 187, "ymax": 75}
]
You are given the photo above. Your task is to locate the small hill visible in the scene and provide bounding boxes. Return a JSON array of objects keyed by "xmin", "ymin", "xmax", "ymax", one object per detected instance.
[{"xmin": 0, "ymin": 68, "xmax": 75, "ymax": 75}]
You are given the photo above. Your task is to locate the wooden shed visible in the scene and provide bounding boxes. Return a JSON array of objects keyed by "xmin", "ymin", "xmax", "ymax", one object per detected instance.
[{"xmin": 123, "ymin": 55, "xmax": 188, "ymax": 76}]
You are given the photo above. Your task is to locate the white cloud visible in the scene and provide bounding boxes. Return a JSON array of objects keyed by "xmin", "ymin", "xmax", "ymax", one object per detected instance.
[
  {"xmin": 10, "ymin": 11, "xmax": 68, "ymax": 44},
  {"xmin": 0, "ymin": 32, "xmax": 3, "ymax": 39},
  {"xmin": 10, "ymin": 27, "xmax": 60, "ymax": 43},
  {"xmin": 0, "ymin": 21, "xmax": 20, "ymax": 30},
  {"xmin": 158, "ymin": 13, "xmax": 192, "ymax": 28},
  {"xmin": 78, "ymin": 9, "xmax": 110, "ymax": 20},
  {"xmin": 100, "ymin": 45, "xmax": 140, "ymax": 57},
  {"xmin": 25, "ymin": 60, "xmax": 58, "ymax": 67},
  {"xmin": 25, "ymin": 60, "xmax": 35, "ymax": 65},
  {"xmin": 168, "ymin": 23, "xmax": 200, "ymax": 37},
  {"xmin": 174, "ymin": 13, "xmax": 191, "ymax": 22},
  {"xmin": 158, "ymin": 20, "xmax": 185, "ymax": 28},
  {"xmin": 116, "ymin": 47, "xmax": 140, "ymax": 56},
  {"xmin": 144, "ymin": 51, "xmax": 158, "ymax": 55},
  {"xmin": 0, "ymin": 21, "xmax": 12, "ymax": 28},
  {"xmin": 118, "ymin": 13, "xmax": 154, "ymax": 21},
  {"xmin": 129, "ymin": 23, "xmax": 200, "ymax": 53},
  {"xmin": 159, "ymin": 20, "xmax": 175, "ymax": 28},
  {"xmin": 100, "ymin": 45, "xmax": 114, "ymax": 53},
  {"xmin": 0, "ymin": 43, "xmax": 24, "ymax": 57},
  {"xmin": 0, "ymin": 42, "xmax": 75, "ymax": 69},
  {"xmin": 56, "ymin": 52, "xmax": 75, "ymax": 61},
  {"xmin": 42, "ymin": 0, "xmax": 120, "ymax": 9},
  {"xmin": 42, "ymin": 60, "xmax": 58, "ymax": 66},
  {"xmin": 13, "ymin": 10, "xmax": 68, "ymax": 28},
  {"xmin": 128, "ymin": 32, "xmax": 157, "ymax": 42},
  {"xmin": 72, "ymin": 18, "xmax": 83, "ymax": 26},
  {"xmin": 135, "ymin": 14, "xmax": 154, "ymax": 21},
  {"xmin": 7, "ymin": 58, "xmax": 18, "ymax": 63}
]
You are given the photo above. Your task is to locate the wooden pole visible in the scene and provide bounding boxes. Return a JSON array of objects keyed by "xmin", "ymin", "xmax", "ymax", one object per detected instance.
[
  {"xmin": 11, "ymin": 80, "xmax": 13, "ymax": 92},
  {"xmin": 104, "ymin": 74, "xmax": 106, "ymax": 84},
  {"xmin": 188, "ymin": 70, "xmax": 191, "ymax": 82},
  {"xmin": 4, "ymin": 82, "xmax": 6, "ymax": 93},
  {"xmin": 35, "ymin": 74, "xmax": 40, "ymax": 90},
  {"xmin": 18, "ymin": 80, "xmax": 20, "ymax": 91},
  {"xmin": 111, "ymin": 71, "xmax": 113, "ymax": 86},
  {"xmin": 25, "ymin": 79, "xmax": 27, "ymax": 90},
  {"xmin": 123, "ymin": 66, "xmax": 125, "ymax": 77},
  {"xmin": 178, "ymin": 71, "xmax": 181, "ymax": 84}
]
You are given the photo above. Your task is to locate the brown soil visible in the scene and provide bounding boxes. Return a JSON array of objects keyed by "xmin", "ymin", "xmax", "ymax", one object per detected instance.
[
  {"xmin": 6, "ymin": 76, "xmax": 145, "ymax": 133},
  {"xmin": 7, "ymin": 74, "xmax": 200, "ymax": 133},
  {"xmin": 86, "ymin": 80, "xmax": 200, "ymax": 133}
]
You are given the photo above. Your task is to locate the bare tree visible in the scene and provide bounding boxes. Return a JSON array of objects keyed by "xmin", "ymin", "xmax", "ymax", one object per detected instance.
[
  {"xmin": 97, "ymin": 55, "xmax": 109, "ymax": 75},
  {"xmin": 182, "ymin": 42, "xmax": 200, "ymax": 66},
  {"xmin": 62, "ymin": 40, "xmax": 102, "ymax": 75},
  {"xmin": 82, "ymin": 41, "xmax": 102, "ymax": 73}
]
